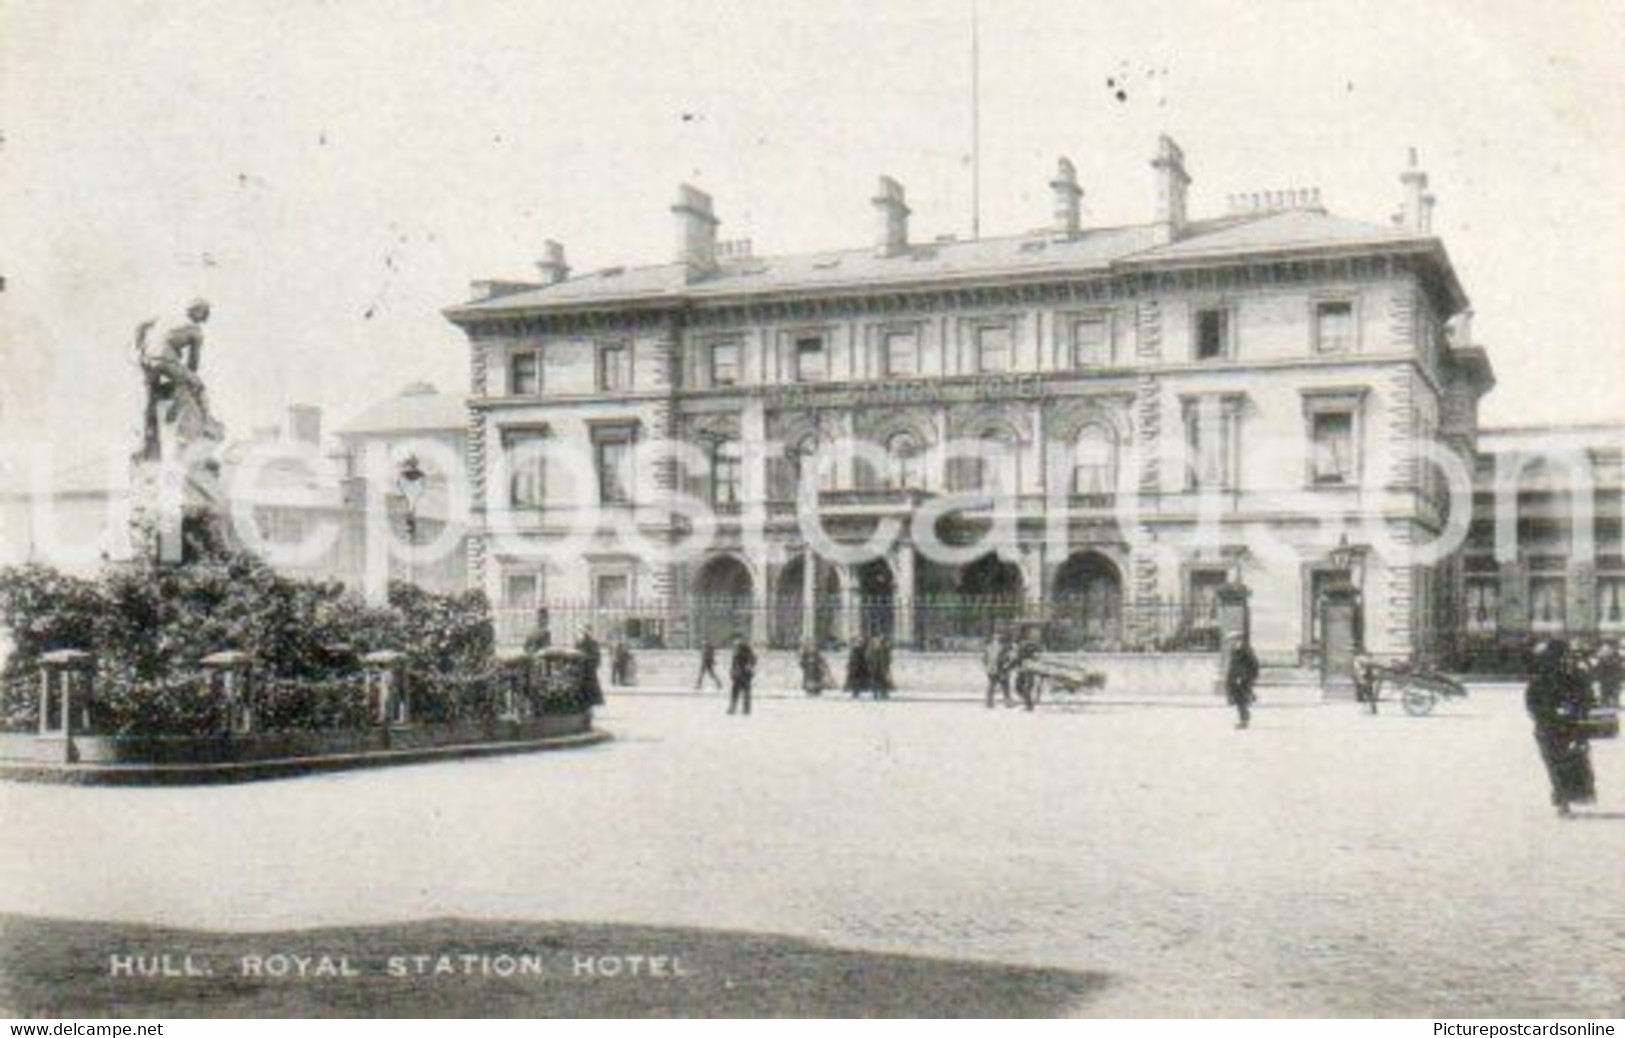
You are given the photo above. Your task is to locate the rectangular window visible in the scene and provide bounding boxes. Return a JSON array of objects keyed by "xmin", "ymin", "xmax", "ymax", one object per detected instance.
[
  {"xmin": 505, "ymin": 573, "xmax": 540, "ymax": 609},
  {"xmin": 503, "ymin": 429, "xmax": 547, "ymax": 508},
  {"xmin": 711, "ymin": 441, "xmax": 742, "ymax": 506},
  {"xmin": 1598, "ymin": 576, "xmax": 1625, "ymax": 631},
  {"xmin": 1465, "ymin": 577, "xmax": 1499, "ymax": 633},
  {"xmin": 1188, "ymin": 568, "xmax": 1230, "ymax": 628},
  {"xmin": 1195, "ymin": 308, "xmax": 1230, "ymax": 361},
  {"xmin": 1184, "ymin": 401, "xmax": 1235, "ymax": 490},
  {"xmin": 594, "ymin": 435, "xmax": 633, "ymax": 505},
  {"xmin": 510, "ymin": 351, "xmax": 540, "ymax": 395},
  {"xmin": 1315, "ymin": 300, "xmax": 1355, "ymax": 354},
  {"xmin": 1070, "ymin": 316, "xmax": 1110, "ymax": 368},
  {"xmin": 598, "ymin": 343, "xmax": 631, "ymax": 393},
  {"xmin": 1529, "ymin": 576, "xmax": 1567, "ymax": 631},
  {"xmin": 976, "ymin": 324, "xmax": 1013, "ymax": 373},
  {"xmin": 883, "ymin": 329, "xmax": 919, "ymax": 377},
  {"xmin": 710, "ymin": 341, "xmax": 740, "ymax": 386},
  {"xmin": 595, "ymin": 574, "xmax": 631, "ymax": 611},
  {"xmin": 1310, "ymin": 411, "xmax": 1356, "ymax": 486},
  {"xmin": 794, "ymin": 335, "xmax": 827, "ymax": 382}
]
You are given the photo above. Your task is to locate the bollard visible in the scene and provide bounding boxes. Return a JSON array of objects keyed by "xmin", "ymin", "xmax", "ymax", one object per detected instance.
[
  {"xmin": 362, "ymin": 650, "xmax": 410, "ymax": 726},
  {"xmin": 200, "ymin": 650, "xmax": 255, "ymax": 735},
  {"xmin": 38, "ymin": 649, "xmax": 95, "ymax": 737}
]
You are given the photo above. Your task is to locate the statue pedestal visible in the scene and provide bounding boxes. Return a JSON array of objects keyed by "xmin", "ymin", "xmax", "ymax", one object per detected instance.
[{"xmin": 128, "ymin": 435, "xmax": 229, "ymax": 564}]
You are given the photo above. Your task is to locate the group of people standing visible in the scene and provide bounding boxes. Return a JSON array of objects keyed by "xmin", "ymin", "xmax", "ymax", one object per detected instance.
[
  {"xmin": 841, "ymin": 637, "xmax": 895, "ymax": 699},
  {"xmin": 1525, "ymin": 639, "xmax": 1621, "ymax": 817}
]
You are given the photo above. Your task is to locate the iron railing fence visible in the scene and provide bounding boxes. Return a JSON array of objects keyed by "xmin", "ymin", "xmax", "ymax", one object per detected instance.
[
  {"xmin": 496, "ymin": 597, "xmax": 1221, "ymax": 654},
  {"xmin": 1445, "ymin": 625, "xmax": 1625, "ymax": 676}
]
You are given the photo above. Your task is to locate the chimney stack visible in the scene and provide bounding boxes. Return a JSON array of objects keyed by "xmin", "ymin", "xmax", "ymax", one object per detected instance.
[
  {"xmin": 1400, "ymin": 148, "xmax": 1432, "ymax": 235},
  {"xmin": 536, "ymin": 240, "xmax": 570, "ymax": 284},
  {"xmin": 1050, "ymin": 157, "xmax": 1083, "ymax": 237},
  {"xmin": 672, "ymin": 184, "xmax": 720, "ymax": 278},
  {"xmin": 287, "ymin": 404, "xmax": 322, "ymax": 447},
  {"xmin": 1150, "ymin": 135, "xmax": 1191, "ymax": 244},
  {"xmin": 871, "ymin": 176, "xmax": 911, "ymax": 257}
]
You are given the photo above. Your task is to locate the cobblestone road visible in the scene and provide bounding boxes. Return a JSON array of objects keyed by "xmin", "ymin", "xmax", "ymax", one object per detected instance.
[{"xmin": 2, "ymin": 688, "xmax": 1622, "ymax": 1016}]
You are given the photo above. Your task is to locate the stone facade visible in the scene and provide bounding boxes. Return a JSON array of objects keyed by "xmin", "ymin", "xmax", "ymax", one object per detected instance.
[{"xmin": 446, "ymin": 140, "xmax": 1494, "ymax": 665}]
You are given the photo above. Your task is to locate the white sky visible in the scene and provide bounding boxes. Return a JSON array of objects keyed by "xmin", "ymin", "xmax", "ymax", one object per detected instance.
[{"xmin": 1, "ymin": 0, "xmax": 1621, "ymax": 467}]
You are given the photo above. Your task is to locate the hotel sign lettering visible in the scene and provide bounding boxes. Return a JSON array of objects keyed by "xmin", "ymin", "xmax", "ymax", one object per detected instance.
[{"xmin": 763, "ymin": 374, "xmax": 1049, "ymax": 411}]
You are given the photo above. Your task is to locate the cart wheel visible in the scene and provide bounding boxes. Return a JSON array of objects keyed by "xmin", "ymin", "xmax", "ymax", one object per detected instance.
[{"xmin": 1401, "ymin": 684, "xmax": 1436, "ymax": 716}]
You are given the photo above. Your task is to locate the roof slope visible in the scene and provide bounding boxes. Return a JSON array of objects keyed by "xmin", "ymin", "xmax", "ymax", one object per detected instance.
[
  {"xmin": 338, "ymin": 383, "xmax": 466, "ymax": 436},
  {"xmin": 449, "ymin": 208, "xmax": 1440, "ymax": 319}
]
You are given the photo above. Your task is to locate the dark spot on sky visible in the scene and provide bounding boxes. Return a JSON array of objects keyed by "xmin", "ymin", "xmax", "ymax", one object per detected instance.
[
  {"xmin": 318, "ymin": 132, "xmax": 328, "ymax": 146},
  {"xmin": 363, "ymin": 306, "xmax": 376, "ymax": 320},
  {"xmin": 1116, "ymin": 90, "xmax": 1128, "ymax": 102},
  {"xmin": 682, "ymin": 112, "xmax": 697, "ymax": 122},
  {"xmin": 493, "ymin": 134, "xmax": 503, "ymax": 143}
]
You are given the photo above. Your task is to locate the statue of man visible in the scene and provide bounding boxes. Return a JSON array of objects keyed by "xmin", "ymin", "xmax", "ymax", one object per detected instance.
[{"xmin": 134, "ymin": 298, "xmax": 222, "ymax": 460}]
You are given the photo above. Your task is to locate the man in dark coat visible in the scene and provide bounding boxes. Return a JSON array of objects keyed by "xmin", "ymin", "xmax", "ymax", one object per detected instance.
[
  {"xmin": 1527, "ymin": 639, "xmax": 1596, "ymax": 817},
  {"xmin": 729, "ymin": 637, "xmax": 757, "ymax": 716},
  {"xmin": 845, "ymin": 639, "xmax": 869, "ymax": 698},
  {"xmin": 695, "ymin": 641, "xmax": 722, "ymax": 690},
  {"xmin": 798, "ymin": 642, "xmax": 827, "ymax": 696},
  {"xmin": 870, "ymin": 637, "xmax": 894, "ymax": 699},
  {"xmin": 576, "ymin": 628, "xmax": 604, "ymax": 707},
  {"xmin": 1225, "ymin": 632, "xmax": 1259, "ymax": 729}
]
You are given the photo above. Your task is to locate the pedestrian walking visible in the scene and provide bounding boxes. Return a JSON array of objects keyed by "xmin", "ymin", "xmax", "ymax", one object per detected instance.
[
  {"xmin": 1225, "ymin": 632, "xmax": 1259, "ymax": 729},
  {"xmin": 1353, "ymin": 653, "xmax": 1379, "ymax": 715},
  {"xmin": 983, "ymin": 632, "xmax": 1005, "ymax": 708},
  {"xmin": 1526, "ymin": 639, "xmax": 1597, "ymax": 817},
  {"xmin": 870, "ymin": 637, "xmax": 894, "ymax": 699},
  {"xmin": 576, "ymin": 627, "xmax": 604, "ymax": 707},
  {"xmin": 695, "ymin": 640, "xmax": 722, "ymax": 691},
  {"xmin": 1013, "ymin": 632, "xmax": 1041, "ymax": 711},
  {"xmin": 995, "ymin": 633, "xmax": 1018, "ymax": 707},
  {"xmin": 799, "ymin": 642, "xmax": 827, "ymax": 696},
  {"xmin": 844, "ymin": 639, "xmax": 869, "ymax": 698},
  {"xmin": 611, "ymin": 641, "xmax": 635, "ymax": 687},
  {"xmin": 729, "ymin": 636, "xmax": 757, "ymax": 716}
]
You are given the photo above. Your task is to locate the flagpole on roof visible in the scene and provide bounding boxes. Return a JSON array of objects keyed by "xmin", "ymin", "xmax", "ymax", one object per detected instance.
[{"xmin": 970, "ymin": 0, "xmax": 981, "ymax": 240}]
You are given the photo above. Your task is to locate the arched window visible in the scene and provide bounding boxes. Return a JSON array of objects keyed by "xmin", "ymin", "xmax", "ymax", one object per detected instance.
[
  {"xmin": 1072, "ymin": 424, "xmax": 1117, "ymax": 497},
  {"xmin": 886, "ymin": 431, "xmax": 924, "ymax": 490},
  {"xmin": 978, "ymin": 428, "xmax": 1018, "ymax": 497}
]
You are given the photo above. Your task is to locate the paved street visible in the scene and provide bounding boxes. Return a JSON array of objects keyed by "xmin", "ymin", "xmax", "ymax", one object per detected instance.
[{"xmin": 2, "ymin": 687, "xmax": 1623, "ymax": 1016}]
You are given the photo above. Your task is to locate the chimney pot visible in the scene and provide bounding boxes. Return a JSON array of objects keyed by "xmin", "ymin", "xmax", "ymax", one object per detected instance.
[
  {"xmin": 1150, "ymin": 135, "xmax": 1191, "ymax": 243},
  {"xmin": 1050, "ymin": 157, "xmax": 1083, "ymax": 237},
  {"xmin": 1399, "ymin": 148, "xmax": 1432, "ymax": 234},
  {"xmin": 536, "ymin": 240, "xmax": 570, "ymax": 284},
  {"xmin": 872, "ymin": 175, "xmax": 911, "ymax": 257},
  {"xmin": 672, "ymin": 183, "xmax": 720, "ymax": 278}
]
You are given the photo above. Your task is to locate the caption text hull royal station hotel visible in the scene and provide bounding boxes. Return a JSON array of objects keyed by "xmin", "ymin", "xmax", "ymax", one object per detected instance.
[{"xmin": 444, "ymin": 138, "xmax": 1498, "ymax": 667}]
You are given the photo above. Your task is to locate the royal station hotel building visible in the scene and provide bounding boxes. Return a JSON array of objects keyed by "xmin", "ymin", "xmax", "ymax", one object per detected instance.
[{"xmin": 444, "ymin": 138, "xmax": 1496, "ymax": 666}]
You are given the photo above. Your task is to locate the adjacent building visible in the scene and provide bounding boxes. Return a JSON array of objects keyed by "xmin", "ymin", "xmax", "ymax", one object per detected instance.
[{"xmin": 445, "ymin": 137, "xmax": 1495, "ymax": 665}]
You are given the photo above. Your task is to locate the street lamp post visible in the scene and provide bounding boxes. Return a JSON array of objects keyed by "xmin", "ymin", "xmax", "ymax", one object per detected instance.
[{"xmin": 396, "ymin": 454, "xmax": 426, "ymax": 587}]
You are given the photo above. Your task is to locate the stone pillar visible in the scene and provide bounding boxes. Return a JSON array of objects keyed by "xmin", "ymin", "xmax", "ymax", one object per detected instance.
[
  {"xmin": 835, "ymin": 564, "xmax": 857, "ymax": 645},
  {"xmin": 363, "ymin": 650, "xmax": 410, "ymax": 726},
  {"xmin": 38, "ymin": 649, "xmax": 94, "ymax": 737},
  {"xmin": 200, "ymin": 651, "xmax": 255, "ymax": 735},
  {"xmin": 893, "ymin": 546, "xmax": 916, "ymax": 647},
  {"xmin": 750, "ymin": 562, "xmax": 771, "ymax": 646},
  {"xmin": 1319, "ymin": 585, "xmax": 1362, "ymax": 698},
  {"xmin": 801, "ymin": 551, "xmax": 818, "ymax": 646}
]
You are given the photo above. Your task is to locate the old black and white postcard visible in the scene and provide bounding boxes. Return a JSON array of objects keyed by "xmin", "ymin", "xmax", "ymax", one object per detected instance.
[{"xmin": 1, "ymin": 0, "xmax": 1622, "ymax": 1024}]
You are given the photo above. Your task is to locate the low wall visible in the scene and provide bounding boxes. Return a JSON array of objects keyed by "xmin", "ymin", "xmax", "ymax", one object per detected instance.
[
  {"xmin": 617, "ymin": 650, "xmax": 1221, "ymax": 698},
  {"xmin": 0, "ymin": 711, "xmax": 597, "ymax": 782}
]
